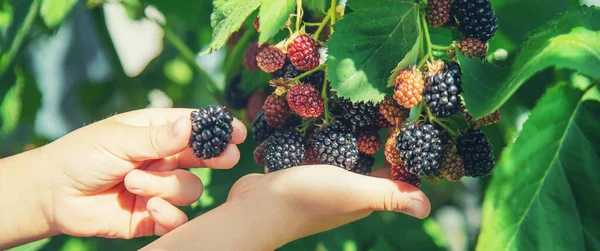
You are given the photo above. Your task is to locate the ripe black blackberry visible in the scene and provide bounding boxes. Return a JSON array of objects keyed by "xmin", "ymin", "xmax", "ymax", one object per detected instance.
[
  {"xmin": 424, "ymin": 61, "xmax": 463, "ymax": 118},
  {"xmin": 453, "ymin": 0, "xmax": 498, "ymax": 42},
  {"xmin": 252, "ymin": 110, "xmax": 276, "ymax": 142},
  {"xmin": 396, "ymin": 122, "xmax": 443, "ymax": 176},
  {"xmin": 456, "ymin": 128, "xmax": 495, "ymax": 177},
  {"xmin": 273, "ymin": 57, "xmax": 293, "ymax": 79},
  {"xmin": 264, "ymin": 129, "xmax": 306, "ymax": 172},
  {"xmin": 313, "ymin": 121, "xmax": 360, "ymax": 170},
  {"xmin": 189, "ymin": 106, "xmax": 234, "ymax": 159},
  {"xmin": 350, "ymin": 153, "xmax": 375, "ymax": 175},
  {"xmin": 224, "ymin": 75, "xmax": 249, "ymax": 110},
  {"xmin": 391, "ymin": 163, "xmax": 421, "ymax": 187},
  {"xmin": 339, "ymin": 98, "xmax": 379, "ymax": 128}
]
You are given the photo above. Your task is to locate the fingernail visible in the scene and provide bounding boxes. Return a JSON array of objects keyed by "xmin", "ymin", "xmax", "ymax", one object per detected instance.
[
  {"xmin": 407, "ymin": 200, "xmax": 427, "ymax": 219},
  {"xmin": 171, "ymin": 116, "xmax": 186, "ymax": 138}
]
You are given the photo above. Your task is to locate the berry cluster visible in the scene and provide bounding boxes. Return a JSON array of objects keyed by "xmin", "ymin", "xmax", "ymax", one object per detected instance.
[
  {"xmin": 189, "ymin": 106, "xmax": 234, "ymax": 159},
  {"xmin": 426, "ymin": 0, "xmax": 498, "ymax": 59}
]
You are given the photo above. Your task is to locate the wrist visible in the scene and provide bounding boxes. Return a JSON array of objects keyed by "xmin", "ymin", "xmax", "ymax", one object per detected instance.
[{"xmin": 0, "ymin": 147, "xmax": 59, "ymax": 249}]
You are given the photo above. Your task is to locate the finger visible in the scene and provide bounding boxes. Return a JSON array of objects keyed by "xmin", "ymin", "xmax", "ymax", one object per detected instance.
[
  {"xmin": 124, "ymin": 169, "xmax": 204, "ymax": 206},
  {"xmin": 230, "ymin": 119, "xmax": 247, "ymax": 145},
  {"xmin": 110, "ymin": 108, "xmax": 246, "ymax": 145},
  {"xmin": 228, "ymin": 173, "xmax": 264, "ymax": 201},
  {"xmin": 147, "ymin": 197, "xmax": 189, "ymax": 236},
  {"xmin": 200, "ymin": 144, "xmax": 240, "ymax": 169},
  {"xmin": 369, "ymin": 167, "xmax": 392, "ymax": 179},
  {"xmin": 99, "ymin": 116, "xmax": 191, "ymax": 161},
  {"xmin": 357, "ymin": 176, "xmax": 430, "ymax": 219}
]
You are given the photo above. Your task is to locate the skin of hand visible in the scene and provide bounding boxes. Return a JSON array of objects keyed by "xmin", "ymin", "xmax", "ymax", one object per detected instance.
[
  {"xmin": 0, "ymin": 108, "xmax": 246, "ymax": 249},
  {"xmin": 142, "ymin": 165, "xmax": 431, "ymax": 251}
]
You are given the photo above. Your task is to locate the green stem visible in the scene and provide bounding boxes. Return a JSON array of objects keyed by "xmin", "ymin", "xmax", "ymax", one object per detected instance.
[
  {"xmin": 0, "ymin": 0, "xmax": 40, "ymax": 77},
  {"xmin": 431, "ymin": 44, "xmax": 451, "ymax": 50},
  {"xmin": 297, "ymin": 118, "xmax": 316, "ymax": 135},
  {"xmin": 433, "ymin": 118, "xmax": 457, "ymax": 137},
  {"xmin": 293, "ymin": 64, "xmax": 327, "ymax": 82},
  {"xmin": 330, "ymin": 0, "xmax": 337, "ymax": 26},
  {"xmin": 160, "ymin": 23, "xmax": 224, "ymax": 104},
  {"xmin": 417, "ymin": 56, "xmax": 429, "ymax": 69},
  {"xmin": 296, "ymin": 0, "xmax": 303, "ymax": 31},
  {"xmin": 321, "ymin": 70, "xmax": 333, "ymax": 123},
  {"xmin": 420, "ymin": 12, "xmax": 434, "ymax": 61},
  {"xmin": 313, "ymin": 9, "xmax": 331, "ymax": 40},
  {"xmin": 416, "ymin": 102, "xmax": 425, "ymax": 120},
  {"xmin": 304, "ymin": 22, "xmax": 322, "ymax": 26}
]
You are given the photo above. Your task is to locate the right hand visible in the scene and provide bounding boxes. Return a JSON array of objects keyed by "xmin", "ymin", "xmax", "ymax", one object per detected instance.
[{"xmin": 227, "ymin": 165, "xmax": 431, "ymax": 247}]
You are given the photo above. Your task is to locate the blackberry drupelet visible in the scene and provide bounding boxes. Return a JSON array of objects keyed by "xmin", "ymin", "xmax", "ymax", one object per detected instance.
[
  {"xmin": 287, "ymin": 34, "xmax": 320, "ymax": 71},
  {"xmin": 426, "ymin": 0, "xmax": 451, "ymax": 28},
  {"xmin": 339, "ymin": 98, "xmax": 379, "ymax": 128},
  {"xmin": 396, "ymin": 122, "xmax": 443, "ymax": 176},
  {"xmin": 424, "ymin": 61, "xmax": 463, "ymax": 118},
  {"xmin": 391, "ymin": 163, "xmax": 422, "ymax": 187},
  {"xmin": 357, "ymin": 130, "xmax": 382, "ymax": 155},
  {"xmin": 263, "ymin": 95, "xmax": 290, "ymax": 128},
  {"xmin": 252, "ymin": 110, "xmax": 276, "ymax": 142},
  {"xmin": 453, "ymin": 0, "xmax": 498, "ymax": 42},
  {"xmin": 350, "ymin": 153, "xmax": 375, "ymax": 175},
  {"xmin": 264, "ymin": 129, "xmax": 306, "ymax": 172},
  {"xmin": 441, "ymin": 147, "xmax": 466, "ymax": 181},
  {"xmin": 313, "ymin": 121, "xmax": 360, "ymax": 170},
  {"xmin": 189, "ymin": 106, "xmax": 234, "ymax": 159},
  {"xmin": 224, "ymin": 74, "xmax": 249, "ymax": 110},
  {"xmin": 253, "ymin": 141, "xmax": 267, "ymax": 166},
  {"xmin": 456, "ymin": 128, "xmax": 495, "ymax": 177},
  {"xmin": 287, "ymin": 84, "xmax": 324, "ymax": 118}
]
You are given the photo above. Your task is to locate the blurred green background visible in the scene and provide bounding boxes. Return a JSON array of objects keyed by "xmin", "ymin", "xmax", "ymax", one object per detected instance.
[{"xmin": 2, "ymin": 0, "xmax": 599, "ymax": 250}]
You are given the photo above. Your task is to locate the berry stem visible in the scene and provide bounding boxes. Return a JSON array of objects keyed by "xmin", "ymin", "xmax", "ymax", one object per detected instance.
[
  {"xmin": 431, "ymin": 44, "xmax": 451, "ymax": 50},
  {"xmin": 292, "ymin": 64, "xmax": 327, "ymax": 82},
  {"xmin": 420, "ymin": 12, "xmax": 434, "ymax": 61},
  {"xmin": 416, "ymin": 102, "xmax": 425, "ymax": 120},
  {"xmin": 296, "ymin": 118, "xmax": 317, "ymax": 136},
  {"xmin": 296, "ymin": 0, "xmax": 303, "ymax": 32},
  {"xmin": 433, "ymin": 118, "xmax": 457, "ymax": 137},
  {"xmin": 330, "ymin": 0, "xmax": 337, "ymax": 26},
  {"xmin": 313, "ymin": 10, "xmax": 331, "ymax": 40}
]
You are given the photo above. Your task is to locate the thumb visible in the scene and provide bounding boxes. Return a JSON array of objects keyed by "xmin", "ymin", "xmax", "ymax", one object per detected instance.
[
  {"xmin": 356, "ymin": 175, "xmax": 431, "ymax": 219},
  {"xmin": 100, "ymin": 116, "xmax": 191, "ymax": 161}
]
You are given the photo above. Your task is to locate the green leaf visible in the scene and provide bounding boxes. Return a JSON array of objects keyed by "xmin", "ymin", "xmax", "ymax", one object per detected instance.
[
  {"xmin": 39, "ymin": 0, "xmax": 77, "ymax": 28},
  {"xmin": 477, "ymin": 82, "xmax": 600, "ymax": 250},
  {"xmin": 325, "ymin": 0, "xmax": 419, "ymax": 103},
  {"xmin": 460, "ymin": 5, "xmax": 600, "ymax": 119},
  {"xmin": 0, "ymin": 76, "xmax": 23, "ymax": 136},
  {"xmin": 6, "ymin": 238, "xmax": 50, "ymax": 251},
  {"xmin": 387, "ymin": 35, "xmax": 420, "ymax": 87},
  {"xmin": 258, "ymin": 0, "xmax": 295, "ymax": 44},
  {"xmin": 202, "ymin": 0, "xmax": 260, "ymax": 54},
  {"xmin": 0, "ymin": 0, "xmax": 39, "ymax": 77}
]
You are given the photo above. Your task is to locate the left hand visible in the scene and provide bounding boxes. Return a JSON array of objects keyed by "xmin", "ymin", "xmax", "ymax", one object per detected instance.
[{"xmin": 36, "ymin": 108, "xmax": 246, "ymax": 238}]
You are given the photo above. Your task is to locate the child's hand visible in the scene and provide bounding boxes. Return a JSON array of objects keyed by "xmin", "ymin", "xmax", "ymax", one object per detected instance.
[
  {"xmin": 37, "ymin": 108, "xmax": 246, "ymax": 238},
  {"xmin": 143, "ymin": 165, "xmax": 430, "ymax": 250}
]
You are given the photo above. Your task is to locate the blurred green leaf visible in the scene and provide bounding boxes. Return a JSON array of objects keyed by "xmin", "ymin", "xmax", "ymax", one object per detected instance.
[
  {"xmin": 164, "ymin": 57, "xmax": 193, "ymax": 86},
  {"xmin": 325, "ymin": 0, "xmax": 419, "ymax": 103},
  {"xmin": 423, "ymin": 218, "xmax": 448, "ymax": 249},
  {"xmin": 304, "ymin": 0, "xmax": 329, "ymax": 14},
  {"xmin": 258, "ymin": 0, "xmax": 295, "ymax": 44},
  {"xmin": 0, "ymin": 75, "xmax": 23, "ymax": 136},
  {"xmin": 6, "ymin": 238, "xmax": 50, "ymax": 251},
  {"xmin": 39, "ymin": 0, "xmax": 76, "ymax": 28},
  {"xmin": 461, "ymin": 5, "xmax": 600, "ymax": 119},
  {"xmin": 145, "ymin": 0, "xmax": 210, "ymax": 28},
  {"xmin": 370, "ymin": 237, "xmax": 394, "ymax": 251},
  {"xmin": 477, "ymin": 81, "xmax": 600, "ymax": 250},
  {"xmin": 0, "ymin": 0, "xmax": 38, "ymax": 77},
  {"xmin": 0, "ymin": 0, "xmax": 13, "ymax": 29},
  {"xmin": 202, "ymin": 0, "xmax": 260, "ymax": 54},
  {"xmin": 240, "ymin": 69, "xmax": 271, "ymax": 94}
]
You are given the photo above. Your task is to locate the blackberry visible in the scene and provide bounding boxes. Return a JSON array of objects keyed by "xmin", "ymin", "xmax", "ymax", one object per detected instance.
[
  {"xmin": 456, "ymin": 128, "xmax": 495, "ymax": 177},
  {"xmin": 264, "ymin": 129, "xmax": 306, "ymax": 172},
  {"xmin": 426, "ymin": 0, "xmax": 451, "ymax": 28},
  {"xmin": 391, "ymin": 163, "xmax": 421, "ymax": 187},
  {"xmin": 424, "ymin": 61, "xmax": 463, "ymax": 118},
  {"xmin": 394, "ymin": 67, "xmax": 425, "ymax": 109},
  {"xmin": 350, "ymin": 153, "xmax": 375, "ymax": 175},
  {"xmin": 357, "ymin": 130, "xmax": 382, "ymax": 155},
  {"xmin": 263, "ymin": 95, "xmax": 290, "ymax": 128},
  {"xmin": 243, "ymin": 41, "xmax": 267, "ymax": 71},
  {"xmin": 396, "ymin": 122, "xmax": 443, "ymax": 176},
  {"xmin": 253, "ymin": 141, "xmax": 267, "ymax": 166},
  {"xmin": 252, "ymin": 110, "xmax": 276, "ymax": 142},
  {"xmin": 379, "ymin": 96, "xmax": 410, "ymax": 126},
  {"xmin": 287, "ymin": 84, "xmax": 324, "ymax": 118},
  {"xmin": 313, "ymin": 121, "xmax": 360, "ymax": 170},
  {"xmin": 453, "ymin": 0, "xmax": 498, "ymax": 42},
  {"xmin": 340, "ymin": 98, "xmax": 378, "ymax": 128},
  {"xmin": 224, "ymin": 75, "xmax": 249, "ymax": 110},
  {"xmin": 287, "ymin": 34, "xmax": 320, "ymax": 71},
  {"xmin": 440, "ymin": 147, "xmax": 465, "ymax": 182},
  {"xmin": 375, "ymin": 112, "xmax": 394, "ymax": 128},
  {"xmin": 189, "ymin": 106, "xmax": 234, "ymax": 159},
  {"xmin": 256, "ymin": 46, "xmax": 286, "ymax": 73},
  {"xmin": 457, "ymin": 37, "xmax": 488, "ymax": 60},
  {"xmin": 385, "ymin": 129, "xmax": 402, "ymax": 166}
]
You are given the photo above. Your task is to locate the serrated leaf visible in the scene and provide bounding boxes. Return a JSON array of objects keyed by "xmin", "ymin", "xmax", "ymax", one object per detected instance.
[
  {"xmin": 460, "ymin": 5, "xmax": 600, "ymax": 119},
  {"xmin": 326, "ymin": 0, "xmax": 419, "ymax": 103},
  {"xmin": 387, "ymin": 35, "xmax": 420, "ymax": 87},
  {"xmin": 201, "ymin": 0, "xmax": 260, "ymax": 54},
  {"xmin": 258, "ymin": 0, "xmax": 295, "ymax": 44},
  {"xmin": 477, "ymin": 82, "xmax": 600, "ymax": 250},
  {"xmin": 39, "ymin": 0, "xmax": 77, "ymax": 28}
]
